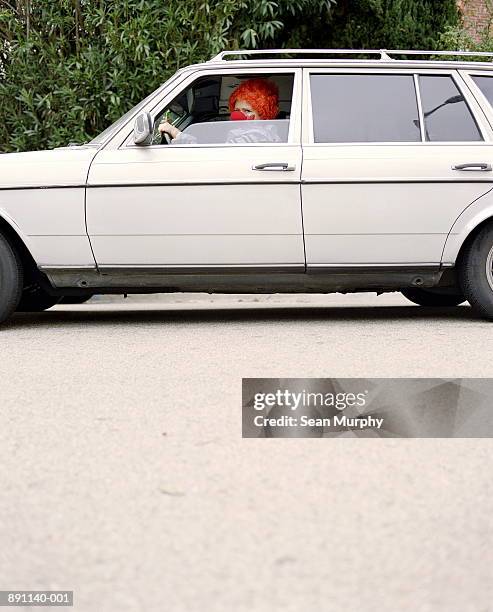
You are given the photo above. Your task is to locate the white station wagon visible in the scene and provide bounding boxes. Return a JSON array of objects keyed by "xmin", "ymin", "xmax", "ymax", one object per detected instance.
[{"xmin": 4, "ymin": 48, "xmax": 493, "ymax": 323}]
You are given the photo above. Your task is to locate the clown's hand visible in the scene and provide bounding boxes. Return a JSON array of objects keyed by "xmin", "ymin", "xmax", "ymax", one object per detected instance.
[{"xmin": 158, "ymin": 121, "xmax": 181, "ymax": 140}]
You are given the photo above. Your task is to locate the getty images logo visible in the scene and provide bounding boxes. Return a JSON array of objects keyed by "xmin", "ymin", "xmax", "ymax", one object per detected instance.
[{"xmin": 253, "ymin": 389, "xmax": 369, "ymax": 412}]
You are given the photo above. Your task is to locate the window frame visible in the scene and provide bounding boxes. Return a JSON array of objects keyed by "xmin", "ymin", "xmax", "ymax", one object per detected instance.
[
  {"xmin": 302, "ymin": 67, "xmax": 492, "ymax": 146},
  {"xmin": 459, "ymin": 69, "xmax": 493, "ymax": 136},
  {"xmin": 102, "ymin": 67, "xmax": 302, "ymax": 151}
]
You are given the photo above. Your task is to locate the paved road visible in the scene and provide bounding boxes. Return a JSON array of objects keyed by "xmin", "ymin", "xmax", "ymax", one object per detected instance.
[{"xmin": 1, "ymin": 292, "xmax": 492, "ymax": 612}]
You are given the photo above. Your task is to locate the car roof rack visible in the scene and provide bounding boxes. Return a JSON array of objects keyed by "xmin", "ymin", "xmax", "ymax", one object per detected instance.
[{"xmin": 209, "ymin": 48, "xmax": 493, "ymax": 62}]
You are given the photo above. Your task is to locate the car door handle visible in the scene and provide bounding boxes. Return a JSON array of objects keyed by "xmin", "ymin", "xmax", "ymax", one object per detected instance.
[
  {"xmin": 452, "ymin": 162, "xmax": 492, "ymax": 171},
  {"xmin": 252, "ymin": 162, "xmax": 295, "ymax": 171}
]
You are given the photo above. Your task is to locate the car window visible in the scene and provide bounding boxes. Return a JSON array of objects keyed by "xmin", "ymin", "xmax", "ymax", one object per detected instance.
[
  {"xmin": 309, "ymin": 74, "xmax": 421, "ymax": 143},
  {"xmin": 419, "ymin": 75, "xmax": 482, "ymax": 142},
  {"xmin": 90, "ymin": 86, "xmax": 161, "ymax": 145},
  {"xmin": 470, "ymin": 74, "xmax": 493, "ymax": 108},
  {"xmin": 152, "ymin": 73, "xmax": 295, "ymax": 145}
]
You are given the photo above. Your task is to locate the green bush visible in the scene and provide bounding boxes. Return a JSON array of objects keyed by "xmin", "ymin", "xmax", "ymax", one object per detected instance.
[
  {"xmin": 0, "ymin": 0, "xmax": 335, "ymax": 152},
  {"xmin": 280, "ymin": 0, "xmax": 460, "ymax": 53}
]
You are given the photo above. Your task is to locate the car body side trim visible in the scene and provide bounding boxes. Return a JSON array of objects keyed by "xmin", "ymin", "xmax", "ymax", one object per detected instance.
[
  {"xmin": 40, "ymin": 263, "xmax": 441, "ymax": 272},
  {"xmin": 310, "ymin": 262, "xmax": 461, "ymax": 267},
  {"xmin": 301, "ymin": 179, "xmax": 493, "ymax": 184},
  {"xmin": 0, "ymin": 184, "xmax": 86, "ymax": 191},
  {"xmin": 39, "ymin": 265, "xmax": 97, "ymax": 270},
  {"xmin": 87, "ymin": 181, "xmax": 301, "ymax": 187},
  {"xmin": 98, "ymin": 264, "xmax": 304, "ymax": 274},
  {"xmin": 86, "ymin": 179, "xmax": 493, "ymax": 188},
  {"xmin": 3, "ymin": 178, "xmax": 493, "ymax": 190}
]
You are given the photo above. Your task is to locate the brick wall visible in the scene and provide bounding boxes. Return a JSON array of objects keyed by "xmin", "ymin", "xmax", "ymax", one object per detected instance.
[{"xmin": 457, "ymin": 0, "xmax": 493, "ymax": 40}]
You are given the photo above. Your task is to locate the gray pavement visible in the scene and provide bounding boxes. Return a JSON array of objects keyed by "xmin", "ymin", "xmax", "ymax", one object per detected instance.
[{"xmin": 0, "ymin": 292, "xmax": 492, "ymax": 612}]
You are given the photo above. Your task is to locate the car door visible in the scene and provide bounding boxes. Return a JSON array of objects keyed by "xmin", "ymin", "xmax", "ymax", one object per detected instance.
[
  {"xmin": 300, "ymin": 68, "xmax": 493, "ymax": 270},
  {"xmin": 86, "ymin": 67, "xmax": 304, "ymax": 273}
]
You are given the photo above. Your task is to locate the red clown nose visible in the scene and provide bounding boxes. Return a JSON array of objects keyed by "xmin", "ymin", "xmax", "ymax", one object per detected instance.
[{"xmin": 230, "ymin": 110, "xmax": 254, "ymax": 121}]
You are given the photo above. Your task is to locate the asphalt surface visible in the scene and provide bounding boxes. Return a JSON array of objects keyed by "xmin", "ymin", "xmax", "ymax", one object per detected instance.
[{"xmin": 1, "ymin": 292, "xmax": 492, "ymax": 612}]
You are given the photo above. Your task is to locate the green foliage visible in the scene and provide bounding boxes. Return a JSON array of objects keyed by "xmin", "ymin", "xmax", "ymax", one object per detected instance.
[
  {"xmin": 0, "ymin": 0, "xmax": 335, "ymax": 152},
  {"xmin": 279, "ymin": 0, "xmax": 460, "ymax": 53},
  {"xmin": 437, "ymin": 0, "xmax": 493, "ymax": 59}
]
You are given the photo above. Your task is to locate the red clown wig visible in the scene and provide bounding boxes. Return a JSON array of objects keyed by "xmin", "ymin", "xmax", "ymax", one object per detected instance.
[{"xmin": 228, "ymin": 78, "xmax": 279, "ymax": 120}]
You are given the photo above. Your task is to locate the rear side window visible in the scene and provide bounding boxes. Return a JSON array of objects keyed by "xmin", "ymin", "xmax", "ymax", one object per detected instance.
[
  {"xmin": 310, "ymin": 74, "xmax": 421, "ymax": 143},
  {"xmin": 419, "ymin": 75, "xmax": 482, "ymax": 142},
  {"xmin": 471, "ymin": 74, "xmax": 493, "ymax": 107}
]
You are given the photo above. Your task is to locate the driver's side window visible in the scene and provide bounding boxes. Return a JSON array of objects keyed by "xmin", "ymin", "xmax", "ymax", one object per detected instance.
[{"xmin": 152, "ymin": 72, "xmax": 294, "ymax": 146}]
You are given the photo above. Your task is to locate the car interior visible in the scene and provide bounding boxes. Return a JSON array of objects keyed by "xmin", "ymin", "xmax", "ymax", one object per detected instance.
[{"xmin": 151, "ymin": 73, "xmax": 294, "ymax": 145}]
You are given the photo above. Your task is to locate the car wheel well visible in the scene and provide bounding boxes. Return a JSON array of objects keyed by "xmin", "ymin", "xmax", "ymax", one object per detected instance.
[
  {"xmin": 0, "ymin": 216, "xmax": 39, "ymax": 285},
  {"xmin": 455, "ymin": 216, "xmax": 493, "ymax": 268}
]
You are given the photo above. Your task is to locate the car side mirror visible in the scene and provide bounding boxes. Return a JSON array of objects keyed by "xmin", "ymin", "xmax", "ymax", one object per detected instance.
[{"xmin": 133, "ymin": 112, "xmax": 153, "ymax": 145}]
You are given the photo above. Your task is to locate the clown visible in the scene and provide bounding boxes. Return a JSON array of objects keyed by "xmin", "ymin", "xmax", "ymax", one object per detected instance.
[
  {"xmin": 228, "ymin": 78, "xmax": 280, "ymax": 121},
  {"xmin": 158, "ymin": 78, "xmax": 282, "ymax": 143}
]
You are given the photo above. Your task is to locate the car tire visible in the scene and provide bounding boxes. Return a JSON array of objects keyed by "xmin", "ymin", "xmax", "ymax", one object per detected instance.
[
  {"xmin": 401, "ymin": 287, "xmax": 466, "ymax": 307},
  {"xmin": 459, "ymin": 223, "xmax": 493, "ymax": 320},
  {"xmin": 16, "ymin": 284, "xmax": 60, "ymax": 312},
  {"xmin": 0, "ymin": 233, "xmax": 23, "ymax": 323},
  {"xmin": 59, "ymin": 295, "xmax": 93, "ymax": 305}
]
